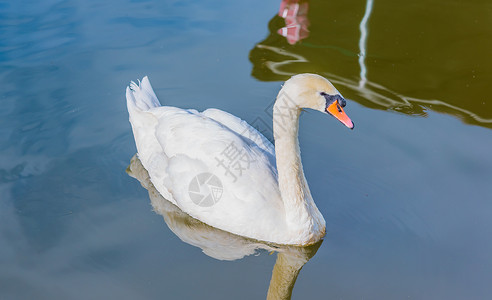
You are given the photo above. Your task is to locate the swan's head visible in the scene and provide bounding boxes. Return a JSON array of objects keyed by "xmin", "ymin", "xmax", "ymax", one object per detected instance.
[{"xmin": 280, "ymin": 73, "xmax": 354, "ymax": 129}]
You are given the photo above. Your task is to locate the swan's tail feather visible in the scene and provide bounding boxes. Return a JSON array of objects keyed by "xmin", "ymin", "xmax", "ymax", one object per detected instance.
[{"xmin": 126, "ymin": 76, "xmax": 161, "ymax": 112}]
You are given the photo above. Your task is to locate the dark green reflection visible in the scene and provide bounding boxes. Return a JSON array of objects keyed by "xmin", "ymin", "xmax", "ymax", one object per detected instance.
[{"xmin": 250, "ymin": 0, "xmax": 492, "ymax": 128}]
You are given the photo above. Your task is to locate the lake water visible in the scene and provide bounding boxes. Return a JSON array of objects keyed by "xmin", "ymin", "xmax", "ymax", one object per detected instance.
[{"xmin": 1, "ymin": 0, "xmax": 492, "ymax": 299}]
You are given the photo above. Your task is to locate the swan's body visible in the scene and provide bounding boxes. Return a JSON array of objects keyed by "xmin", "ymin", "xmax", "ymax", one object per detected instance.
[{"xmin": 126, "ymin": 74, "xmax": 353, "ymax": 246}]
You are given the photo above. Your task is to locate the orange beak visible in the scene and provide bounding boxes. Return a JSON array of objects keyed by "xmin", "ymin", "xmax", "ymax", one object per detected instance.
[{"xmin": 326, "ymin": 100, "xmax": 354, "ymax": 129}]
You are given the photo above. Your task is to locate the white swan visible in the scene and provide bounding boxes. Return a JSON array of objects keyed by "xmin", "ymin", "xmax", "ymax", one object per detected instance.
[{"xmin": 126, "ymin": 74, "xmax": 353, "ymax": 246}]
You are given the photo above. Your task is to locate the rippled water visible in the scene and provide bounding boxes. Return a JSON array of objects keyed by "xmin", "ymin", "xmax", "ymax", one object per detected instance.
[{"xmin": 1, "ymin": 0, "xmax": 492, "ymax": 299}]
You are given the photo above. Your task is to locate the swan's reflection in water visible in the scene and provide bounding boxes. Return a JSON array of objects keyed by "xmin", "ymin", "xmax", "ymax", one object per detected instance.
[{"xmin": 127, "ymin": 155, "xmax": 321, "ymax": 300}]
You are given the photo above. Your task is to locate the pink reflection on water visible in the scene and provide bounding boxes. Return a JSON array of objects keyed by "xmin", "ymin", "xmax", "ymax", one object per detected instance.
[{"xmin": 277, "ymin": 0, "xmax": 309, "ymax": 45}]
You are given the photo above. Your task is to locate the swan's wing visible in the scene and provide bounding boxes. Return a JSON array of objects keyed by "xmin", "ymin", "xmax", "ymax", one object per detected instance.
[
  {"xmin": 202, "ymin": 108, "xmax": 275, "ymax": 158},
  {"xmin": 146, "ymin": 107, "xmax": 287, "ymax": 243}
]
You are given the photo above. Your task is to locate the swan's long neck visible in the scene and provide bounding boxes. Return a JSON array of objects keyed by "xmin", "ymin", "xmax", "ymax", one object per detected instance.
[{"xmin": 273, "ymin": 92, "xmax": 325, "ymax": 244}]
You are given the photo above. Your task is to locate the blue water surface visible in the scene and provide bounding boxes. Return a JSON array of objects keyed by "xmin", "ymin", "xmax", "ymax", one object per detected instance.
[{"xmin": 1, "ymin": 0, "xmax": 492, "ymax": 299}]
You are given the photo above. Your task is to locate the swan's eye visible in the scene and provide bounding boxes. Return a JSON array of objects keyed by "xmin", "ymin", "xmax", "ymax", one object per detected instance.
[{"xmin": 338, "ymin": 98, "xmax": 346, "ymax": 108}]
